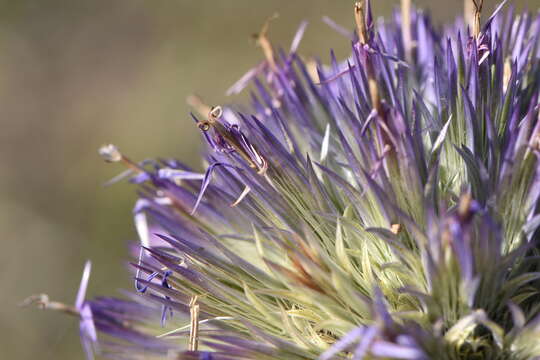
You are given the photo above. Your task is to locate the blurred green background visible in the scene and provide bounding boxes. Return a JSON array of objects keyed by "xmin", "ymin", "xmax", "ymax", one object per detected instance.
[{"xmin": 1, "ymin": 0, "xmax": 536, "ymax": 359}]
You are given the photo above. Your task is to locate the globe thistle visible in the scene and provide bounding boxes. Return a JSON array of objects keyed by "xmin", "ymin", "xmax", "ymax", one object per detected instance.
[{"xmin": 26, "ymin": 0, "xmax": 540, "ymax": 359}]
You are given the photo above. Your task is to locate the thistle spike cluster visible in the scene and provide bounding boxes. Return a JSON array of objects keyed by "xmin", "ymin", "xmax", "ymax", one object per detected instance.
[{"xmin": 30, "ymin": 1, "xmax": 540, "ymax": 359}]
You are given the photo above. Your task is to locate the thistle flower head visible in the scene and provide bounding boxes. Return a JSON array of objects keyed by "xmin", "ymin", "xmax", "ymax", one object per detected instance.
[{"xmin": 30, "ymin": 1, "xmax": 540, "ymax": 359}]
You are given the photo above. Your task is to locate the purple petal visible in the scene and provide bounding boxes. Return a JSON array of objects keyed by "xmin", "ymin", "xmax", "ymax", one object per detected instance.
[
  {"xmin": 79, "ymin": 304, "xmax": 97, "ymax": 360},
  {"xmin": 191, "ymin": 162, "xmax": 238, "ymax": 215},
  {"xmin": 319, "ymin": 327, "xmax": 365, "ymax": 360},
  {"xmin": 290, "ymin": 21, "xmax": 308, "ymax": 54},
  {"xmin": 226, "ymin": 62, "xmax": 267, "ymax": 96},
  {"xmin": 322, "ymin": 16, "xmax": 353, "ymax": 39},
  {"xmin": 352, "ymin": 326, "xmax": 379, "ymax": 359},
  {"xmin": 158, "ymin": 168, "xmax": 205, "ymax": 181},
  {"xmin": 370, "ymin": 341, "xmax": 425, "ymax": 359},
  {"xmin": 485, "ymin": 0, "xmax": 510, "ymax": 31},
  {"xmin": 75, "ymin": 261, "xmax": 92, "ymax": 310},
  {"xmin": 80, "ymin": 304, "xmax": 97, "ymax": 342}
]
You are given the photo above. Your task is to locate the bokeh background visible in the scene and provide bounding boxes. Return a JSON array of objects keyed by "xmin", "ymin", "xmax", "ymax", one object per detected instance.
[{"xmin": 1, "ymin": 0, "xmax": 537, "ymax": 359}]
